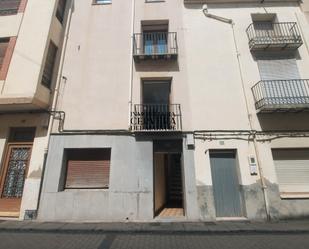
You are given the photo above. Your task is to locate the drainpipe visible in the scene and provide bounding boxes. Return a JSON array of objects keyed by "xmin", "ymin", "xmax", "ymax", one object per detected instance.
[
  {"xmin": 128, "ymin": 0, "xmax": 136, "ymax": 130},
  {"xmin": 36, "ymin": 0, "xmax": 74, "ymax": 215},
  {"xmin": 202, "ymin": 5, "xmax": 271, "ymax": 220}
]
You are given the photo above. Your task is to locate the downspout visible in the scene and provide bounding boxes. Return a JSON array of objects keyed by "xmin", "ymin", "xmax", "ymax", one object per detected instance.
[
  {"xmin": 202, "ymin": 5, "xmax": 271, "ymax": 220},
  {"xmin": 128, "ymin": 0, "xmax": 136, "ymax": 130},
  {"xmin": 36, "ymin": 0, "xmax": 74, "ymax": 215}
]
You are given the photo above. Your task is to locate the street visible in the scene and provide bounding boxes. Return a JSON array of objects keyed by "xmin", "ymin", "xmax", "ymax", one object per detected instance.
[{"xmin": 1, "ymin": 232, "xmax": 309, "ymax": 249}]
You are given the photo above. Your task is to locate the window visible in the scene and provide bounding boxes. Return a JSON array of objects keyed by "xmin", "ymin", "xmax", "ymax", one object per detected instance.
[
  {"xmin": 41, "ymin": 41, "xmax": 58, "ymax": 89},
  {"xmin": 0, "ymin": 0, "xmax": 21, "ymax": 16},
  {"xmin": 56, "ymin": 0, "xmax": 67, "ymax": 24},
  {"xmin": 0, "ymin": 37, "xmax": 16, "ymax": 81},
  {"xmin": 64, "ymin": 148, "xmax": 111, "ymax": 189},
  {"xmin": 272, "ymin": 149, "xmax": 309, "ymax": 197},
  {"xmin": 93, "ymin": 0, "xmax": 112, "ymax": 4},
  {"xmin": 257, "ymin": 54, "xmax": 300, "ymax": 80},
  {"xmin": 0, "ymin": 38, "xmax": 9, "ymax": 71},
  {"xmin": 142, "ymin": 22, "xmax": 169, "ymax": 55}
]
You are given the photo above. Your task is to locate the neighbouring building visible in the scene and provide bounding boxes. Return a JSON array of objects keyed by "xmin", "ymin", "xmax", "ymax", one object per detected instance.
[
  {"xmin": 0, "ymin": 0, "xmax": 67, "ymax": 219},
  {"xmin": 1, "ymin": 0, "xmax": 309, "ymax": 222}
]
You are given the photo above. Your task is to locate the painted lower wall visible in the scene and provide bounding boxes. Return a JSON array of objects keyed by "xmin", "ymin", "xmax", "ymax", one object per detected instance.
[
  {"xmin": 194, "ymin": 137, "xmax": 309, "ymax": 221},
  {"xmin": 38, "ymin": 133, "xmax": 309, "ymax": 221},
  {"xmin": 38, "ymin": 134, "xmax": 199, "ymax": 221}
]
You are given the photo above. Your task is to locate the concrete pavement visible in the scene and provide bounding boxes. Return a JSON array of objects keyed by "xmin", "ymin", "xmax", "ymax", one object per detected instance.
[
  {"xmin": 1, "ymin": 231, "xmax": 309, "ymax": 249},
  {"xmin": 0, "ymin": 219, "xmax": 309, "ymax": 234},
  {"xmin": 1, "ymin": 220, "xmax": 309, "ymax": 249}
]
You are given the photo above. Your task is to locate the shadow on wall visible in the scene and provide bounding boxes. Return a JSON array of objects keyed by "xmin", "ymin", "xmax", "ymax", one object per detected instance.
[
  {"xmin": 135, "ymin": 60, "xmax": 179, "ymax": 72},
  {"xmin": 257, "ymin": 113, "xmax": 309, "ymax": 131}
]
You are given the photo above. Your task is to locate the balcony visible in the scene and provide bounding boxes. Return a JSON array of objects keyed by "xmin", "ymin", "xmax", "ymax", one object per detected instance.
[
  {"xmin": 130, "ymin": 104, "xmax": 182, "ymax": 132},
  {"xmin": 0, "ymin": 0, "xmax": 20, "ymax": 16},
  {"xmin": 133, "ymin": 32, "xmax": 178, "ymax": 61},
  {"xmin": 246, "ymin": 22, "xmax": 303, "ymax": 51},
  {"xmin": 252, "ymin": 79, "xmax": 309, "ymax": 113}
]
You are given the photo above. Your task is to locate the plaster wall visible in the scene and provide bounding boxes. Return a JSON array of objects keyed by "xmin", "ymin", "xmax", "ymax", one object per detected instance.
[{"xmin": 38, "ymin": 134, "xmax": 199, "ymax": 221}]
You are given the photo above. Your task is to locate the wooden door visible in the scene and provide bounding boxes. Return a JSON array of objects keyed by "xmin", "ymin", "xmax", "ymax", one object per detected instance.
[{"xmin": 0, "ymin": 143, "xmax": 32, "ymax": 216}]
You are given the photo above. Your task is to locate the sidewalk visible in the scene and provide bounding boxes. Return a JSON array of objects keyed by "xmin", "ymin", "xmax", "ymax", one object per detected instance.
[{"xmin": 0, "ymin": 220, "xmax": 309, "ymax": 234}]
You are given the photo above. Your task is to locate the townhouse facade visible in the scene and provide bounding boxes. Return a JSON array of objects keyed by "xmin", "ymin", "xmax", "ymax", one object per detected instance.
[
  {"xmin": 0, "ymin": 0, "xmax": 67, "ymax": 219},
  {"xmin": 1, "ymin": 0, "xmax": 309, "ymax": 222}
]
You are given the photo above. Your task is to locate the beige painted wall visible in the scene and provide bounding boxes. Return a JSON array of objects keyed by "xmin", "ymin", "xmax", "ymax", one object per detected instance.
[{"xmin": 57, "ymin": 0, "xmax": 133, "ymax": 130}]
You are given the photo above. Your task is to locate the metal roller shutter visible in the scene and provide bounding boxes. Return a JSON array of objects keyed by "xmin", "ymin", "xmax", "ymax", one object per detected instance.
[
  {"xmin": 257, "ymin": 55, "xmax": 300, "ymax": 80},
  {"xmin": 65, "ymin": 148, "xmax": 111, "ymax": 189},
  {"xmin": 272, "ymin": 149, "xmax": 309, "ymax": 194}
]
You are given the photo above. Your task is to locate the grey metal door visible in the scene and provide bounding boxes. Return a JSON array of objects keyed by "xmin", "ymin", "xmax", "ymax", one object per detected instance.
[{"xmin": 210, "ymin": 151, "xmax": 244, "ymax": 217}]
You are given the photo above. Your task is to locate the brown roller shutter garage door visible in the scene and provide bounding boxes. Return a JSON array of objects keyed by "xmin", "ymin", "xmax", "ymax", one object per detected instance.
[{"xmin": 65, "ymin": 148, "xmax": 111, "ymax": 189}]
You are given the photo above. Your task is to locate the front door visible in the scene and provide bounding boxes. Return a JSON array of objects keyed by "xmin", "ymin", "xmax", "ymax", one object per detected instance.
[
  {"xmin": 0, "ymin": 128, "xmax": 35, "ymax": 216},
  {"xmin": 210, "ymin": 150, "xmax": 244, "ymax": 218}
]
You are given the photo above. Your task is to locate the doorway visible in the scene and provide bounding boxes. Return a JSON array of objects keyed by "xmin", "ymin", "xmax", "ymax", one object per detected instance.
[
  {"xmin": 153, "ymin": 140, "xmax": 184, "ymax": 218},
  {"xmin": 0, "ymin": 128, "xmax": 35, "ymax": 217},
  {"xmin": 142, "ymin": 80, "xmax": 171, "ymax": 130}
]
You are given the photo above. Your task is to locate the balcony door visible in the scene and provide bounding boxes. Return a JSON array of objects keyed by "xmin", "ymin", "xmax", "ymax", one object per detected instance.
[
  {"xmin": 143, "ymin": 31, "xmax": 168, "ymax": 55},
  {"xmin": 142, "ymin": 81, "xmax": 171, "ymax": 130},
  {"xmin": 256, "ymin": 55, "xmax": 306, "ymax": 105},
  {"xmin": 142, "ymin": 22, "xmax": 168, "ymax": 56},
  {"xmin": 0, "ymin": 128, "xmax": 35, "ymax": 217}
]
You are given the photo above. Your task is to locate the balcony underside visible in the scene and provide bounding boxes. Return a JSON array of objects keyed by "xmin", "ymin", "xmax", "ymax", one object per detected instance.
[
  {"xmin": 256, "ymin": 101, "xmax": 309, "ymax": 113},
  {"xmin": 133, "ymin": 53, "xmax": 178, "ymax": 62},
  {"xmin": 0, "ymin": 96, "xmax": 49, "ymax": 113},
  {"xmin": 249, "ymin": 38, "xmax": 303, "ymax": 51}
]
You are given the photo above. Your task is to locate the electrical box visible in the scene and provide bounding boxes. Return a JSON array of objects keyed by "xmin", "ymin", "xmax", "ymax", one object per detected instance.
[
  {"xmin": 186, "ymin": 134, "xmax": 195, "ymax": 149},
  {"xmin": 249, "ymin": 155, "xmax": 258, "ymax": 175}
]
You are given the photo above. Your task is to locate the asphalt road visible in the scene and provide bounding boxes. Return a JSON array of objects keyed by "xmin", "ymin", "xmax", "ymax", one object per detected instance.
[{"xmin": 1, "ymin": 232, "xmax": 309, "ymax": 249}]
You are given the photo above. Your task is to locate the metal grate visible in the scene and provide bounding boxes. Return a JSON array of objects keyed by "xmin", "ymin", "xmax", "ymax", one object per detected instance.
[
  {"xmin": 252, "ymin": 79, "xmax": 309, "ymax": 111},
  {"xmin": 2, "ymin": 147, "xmax": 31, "ymax": 198},
  {"xmin": 246, "ymin": 22, "xmax": 303, "ymax": 50},
  {"xmin": 131, "ymin": 104, "xmax": 182, "ymax": 131},
  {"xmin": 133, "ymin": 32, "xmax": 178, "ymax": 59}
]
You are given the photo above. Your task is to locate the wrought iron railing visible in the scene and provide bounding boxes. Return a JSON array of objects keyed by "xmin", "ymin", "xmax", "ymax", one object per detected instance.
[
  {"xmin": 131, "ymin": 104, "xmax": 182, "ymax": 131},
  {"xmin": 252, "ymin": 79, "xmax": 309, "ymax": 111},
  {"xmin": 246, "ymin": 22, "xmax": 303, "ymax": 50},
  {"xmin": 0, "ymin": 0, "xmax": 21, "ymax": 16},
  {"xmin": 133, "ymin": 32, "xmax": 178, "ymax": 58}
]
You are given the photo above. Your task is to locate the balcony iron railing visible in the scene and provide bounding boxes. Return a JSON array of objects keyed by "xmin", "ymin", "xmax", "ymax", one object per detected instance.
[
  {"xmin": 246, "ymin": 22, "xmax": 303, "ymax": 51},
  {"xmin": 0, "ymin": 0, "xmax": 21, "ymax": 16},
  {"xmin": 133, "ymin": 32, "xmax": 178, "ymax": 60},
  {"xmin": 131, "ymin": 104, "xmax": 182, "ymax": 131},
  {"xmin": 252, "ymin": 79, "xmax": 309, "ymax": 112}
]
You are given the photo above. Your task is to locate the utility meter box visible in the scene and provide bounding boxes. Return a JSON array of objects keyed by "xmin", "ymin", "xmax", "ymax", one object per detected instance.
[{"xmin": 249, "ymin": 155, "xmax": 258, "ymax": 175}]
